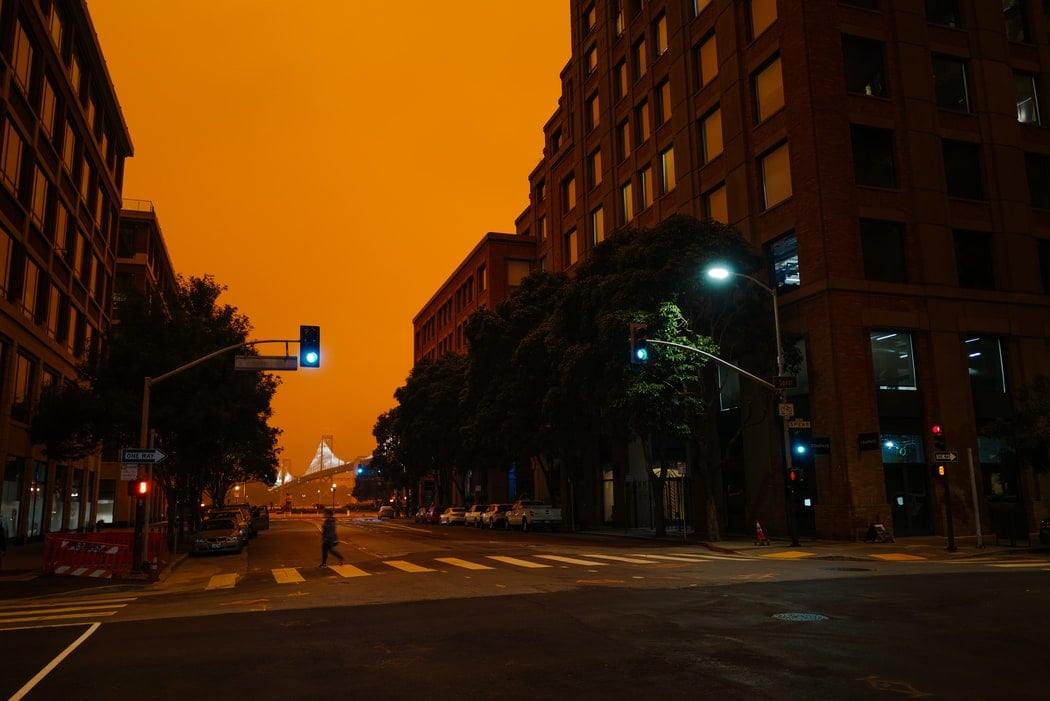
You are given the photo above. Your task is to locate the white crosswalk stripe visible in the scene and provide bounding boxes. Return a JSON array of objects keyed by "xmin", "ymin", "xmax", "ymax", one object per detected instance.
[
  {"xmin": 0, "ymin": 596, "xmax": 136, "ymax": 629},
  {"xmin": 486, "ymin": 555, "xmax": 551, "ymax": 569},
  {"xmin": 535, "ymin": 554, "xmax": 609, "ymax": 567},
  {"xmin": 436, "ymin": 557, "xmax": 495, "ymax": 570}
]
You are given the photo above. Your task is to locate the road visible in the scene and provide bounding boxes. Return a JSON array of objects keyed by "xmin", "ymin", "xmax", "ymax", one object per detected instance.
[{"xmin": 2, "ymin": 514, "xmax": 1047, "ymax": 699}]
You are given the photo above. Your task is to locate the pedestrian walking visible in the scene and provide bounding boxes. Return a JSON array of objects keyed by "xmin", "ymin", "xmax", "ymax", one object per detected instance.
[{"xmin": 320, "ymin": 509, "xmax": 344, "ymax": 568}]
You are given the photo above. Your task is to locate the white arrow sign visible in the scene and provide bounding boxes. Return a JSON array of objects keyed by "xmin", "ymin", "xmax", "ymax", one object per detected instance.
[{"xmin": 121, "ymin": 449, "xmax": 169, "ymax": 464}]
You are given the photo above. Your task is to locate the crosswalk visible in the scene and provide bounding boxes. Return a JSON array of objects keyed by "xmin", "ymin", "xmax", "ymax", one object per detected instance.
[
  {"xmin": 0, "ymin": 595, "xmax": 137, "ymax": 630},
  {"xmin": 204, "ymin": 550, "xmax": 735, "ymax": 590}
]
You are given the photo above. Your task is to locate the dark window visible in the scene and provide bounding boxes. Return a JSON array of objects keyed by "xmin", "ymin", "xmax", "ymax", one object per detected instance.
[
  {"xmin": 1025, "ymin": 152, "xmax": 1050, "ymax": 208},
  {"xmin": 942, "ymin": 140, "xmax": 984, "ymax": 199},
  {"xmin": 842, "ymin": 36, "xmax": 885, "ymax": 96},
  {"xmin": 860, "ymin": 220, "xmax": 906, "ymax": 282},
  {"xmin": 953, "ymin": 230, "xmax": 995, "ymax": 289},
  {"xmin": 1039, "ymin": 239, "xmax": 1050, "ymax": 293},
  {"xmin": 851, "ymin": 125, "xmax": 897, "ymax": 188},
  {"xmin": 926, "ymin": 0, "xmax": 962, "ymax": 26},
  {"xmin": 768, "ymin": 232, "xmax": 800, "ymax": 291},
  {"xmin": 965, "ymin": 337, "xmax": 1007, "ymax": 394},
  {"xmin": 1004, "ymin": 0, "xmax": 1030, "ymax": 42},
  {"xmin": 932, "ymin": 55, "xmax": 970, "ymax": 111}
]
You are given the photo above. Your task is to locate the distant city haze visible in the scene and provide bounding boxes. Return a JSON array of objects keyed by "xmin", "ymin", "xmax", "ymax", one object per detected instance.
[{"xmin": 86, "ymin": 1, "xmax": 569, "ymax": 475}]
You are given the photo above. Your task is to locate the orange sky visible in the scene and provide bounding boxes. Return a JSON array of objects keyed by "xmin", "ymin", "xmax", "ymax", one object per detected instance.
[{"xmin": 85, "ymin": 1, "xmax": 569, "ymax": 475}]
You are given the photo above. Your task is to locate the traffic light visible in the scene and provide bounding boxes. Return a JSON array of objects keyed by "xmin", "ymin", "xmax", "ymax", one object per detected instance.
[
  {"xmin": 299, "ymin": 325, "xmax": 321, "ymax": 368},
  {"xmin": 931, "ymin": 424, "xmax": 946, "ymax": 451},
  {"xmin": 629, "ymin": 323, "xmax": 649, "ymax": 364},
  {"xmin": 932, "ymin": 464, "xmax": 946, "ymax": 479},
  {"xmin": 128, "ymin": 479, "xmax": 150, "ymax": 497},
  {"xmin": 790, "ymin": 429, "xmax": 814, "ymax": 466},
  {"xmin": 787, "ymin": 467, "xmax": 803, "ymax": 485}
]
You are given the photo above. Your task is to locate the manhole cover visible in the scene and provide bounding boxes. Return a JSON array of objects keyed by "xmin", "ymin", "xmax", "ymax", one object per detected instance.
[{"xmin": 773, "ymin": 613, "xmax": 828, "ymax": 622}]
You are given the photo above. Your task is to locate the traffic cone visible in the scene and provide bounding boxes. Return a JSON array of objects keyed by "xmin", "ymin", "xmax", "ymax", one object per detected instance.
[{"xmin": 754, "ymin": 520, "xmax": 769, "ymax": 546}]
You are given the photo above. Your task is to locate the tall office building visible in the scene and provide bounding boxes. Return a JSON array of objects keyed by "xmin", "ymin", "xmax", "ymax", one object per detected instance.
[
  {"xmin": 422, "ymin": 0, "xmax": 1050, "ymax": 539},
  {"xmin": 1, "ymin": 0, "xmax": 133, "ymax": 542}
]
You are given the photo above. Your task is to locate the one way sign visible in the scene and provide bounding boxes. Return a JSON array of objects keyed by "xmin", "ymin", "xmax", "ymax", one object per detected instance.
[
  {"xmin": 934, "ymin": 451, "xmax": 959, "ymax": 462},
  {"xmin": 121, "ymin": 449, "xmax": 169, "ymax": 464}
]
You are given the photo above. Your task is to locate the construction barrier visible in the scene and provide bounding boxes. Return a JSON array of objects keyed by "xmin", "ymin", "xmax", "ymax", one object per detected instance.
[{"xmin": 43, "ymin": 531, "xmax": 172, "ymax": 580}]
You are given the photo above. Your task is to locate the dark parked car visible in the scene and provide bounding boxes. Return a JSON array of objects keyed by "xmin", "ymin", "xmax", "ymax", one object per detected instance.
[
  {"xmin": 191, "ymin": 519, "xmax": 244, "ymax": 555},
  {"xmin": 423, "ymin": 505, "xmax": 447, "ymax": 524}
]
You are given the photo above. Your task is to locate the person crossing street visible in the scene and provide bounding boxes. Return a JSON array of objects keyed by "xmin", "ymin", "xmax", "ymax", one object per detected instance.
[{"xmin": 320, "ymin": 509, "xmax": 344, "ymax": 568}]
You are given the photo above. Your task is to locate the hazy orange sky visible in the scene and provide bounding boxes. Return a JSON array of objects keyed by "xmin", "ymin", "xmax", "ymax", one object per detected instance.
[{"xmin": 86, "ymin": 1, "xmax": 569, "ymax": 475}]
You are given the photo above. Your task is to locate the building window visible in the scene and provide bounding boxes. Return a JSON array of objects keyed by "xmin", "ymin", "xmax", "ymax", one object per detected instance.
[
  {"xmin": 0, "ymin": 229, "xmax": 13, "ymax": 296},
  {"xmin": 617, "ymin": 119, "xmax": 631, "ymax": 161},
  {"xmin": 587, "ymin": 93, "xmax": 600, "ymax": 131},
  {"xmin": 749, "ymin": 0, "xmax": 777, "ymax": 39},
  {"xmin": 842, "ymin": 36, "xmax": 885, "ymax": 97},
  {"xmin": 478, "ymin": 264, "xmax": 487, "ymax": 292},
  {"xmin": 2, "ymin": 122, "xmax": 25, "ymax": 193},
  {"xmin": 660, "ymin": 146, "xmax": 676, "ymax": 193},
  {"xmin": 565, "ymin": 229, "xmax": 579, "ymax": 266},
  {"xmin": 860, "ymin": 220, "xmax": 906, "ymax": 283},
  {"xmin": 966, "ymin": 337, "xmax": 1007, "ymax": 394},
  {"xmin": 696, "ymin": 34, "xmax": 718, "ymax": 89},
  {"xmin": 871, "ymin": 332, "xmax": 917, "ymax": 390},
  {"xmin": 932, "ymin": 54, "xmax": 970, "ymax": 111},
  {"xmin": 551, "ymin": 128, "xmax": 562, "ymax": 153},
  {"xmin": 769, "ymin": 232, "xmax": 800, "ymax": 291},
  {"xmin": 633, "ymin": 37, "xmax": 648, "ymax": 80},
  {"xmin": 754, "ymin": 56, "xmax": 784, "ymax": 122},
  {"xmin": 12, "ymin": 21, "xmax": 34, "ymax": 94},
  {"xmin": 655, "ymin": 80, "xmax": 671, "ymax": 126},
  {"xmin": 66, "ymin": 305, "xmax": 78, "ymax": 354},
  {"xmin": 13, "ymin": 353, "xmax": 36, "ymax": 422},
  {"xmin": 942, "ymin": 140, "xmax": 983, "ymax": 199},
  {"xmin": 694, "ymin": 0, "xmax": 712, "ymax": 15},
  {"xmin": 1004, "ymin": 0, "xmax": 1030, "ymax": 42},
  {"xmin": 62, "ymin": 121, "xmax": 76, "ymax": 172},
  {"xmin": 953, "ymin": 230, "xmax": 995, "ymax": 289},
  {"xmin": 620, "ymin": 181, "xmax": 634, "ymax": 222},
  {"xmin": 926, "ymin": 0, "xmax": 962, "ymax": 27},
  {"xmin": 1024, "ymin": 152, "xmax": 1050, "ymax": 208},
  {"xmin": 591, "ymin": 206, "xmax": 605, "ymax": 245},
  {"xmin": 588, "ymin": 148, "xmax": 602, "ymax": 189},
  {"xmin": 586, "ymin": 46, "xmax": 598, "ymax": 74},
  {"xmin": 851, "ymin": 125, "xmax": 897, "ymax": 188},
  {"xmin": 703, "ymin": 183, "xmax": 727, "ymax": 223},
  {"xmin": 654, "ymin": 14, "xmax": 668, "ymax": 56},
  {"xmin": 585, "ymin": 5, "xmax": 597, "ymax": 32},
  {"xmin": 46, "ymin": 285, "xmax": 61, "ymax": 339},
  {"xmin": 562, "ymin": 174, "xmax": 577, "ymax": 212},
  {"xmin": 760, "ymin": 142, "xmax": 792, "ymax": 209},
  {"xmin": 636, "ymin": 101, "xmax": 651, "ymax": 142},
  {"xmin": 536, "ymin": 179, "xmax": 546, "ymax": 202},
  {"xmin": 616, "ymin": 61, "xmax": 629, "ymax": 101},
  {"xmin": 30, "ymin": 167, "xmax": 47, "ymax": 228},
  {"xmin": 640, "ymin": 166, "xmax": 653, "ymax": 209},
  {"xmin": 1015, "ymin": 72, "xmax": 1040, "ymax": 124},
  {"xmin": 22, "ymin": 258, "xmax": 40, "ymax": 320},
  {"xmin": 40, "ymin": 78, "xmax": 57, "ymax": 139},
  {"xmin": 700, "ymin": 107, "xmax": 724, "ymax": 164}
]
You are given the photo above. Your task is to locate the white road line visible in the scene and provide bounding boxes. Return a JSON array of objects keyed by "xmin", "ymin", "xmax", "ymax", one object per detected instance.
[
  {"xmin": 636, "ymin": 554, "xmax": 713, "ymax": 563},
  {"xmin": 207, "ymin": 573, "xmax": 240, "ymax": 589},
  {"xmin": 11, "ymin": 621, "xmax": 101, "ymax": 700},
  {"xmin": 989, "ymin": 562, "xmax": 1050, "ymax": 568},
  {"xmin": 582, "ymin": 553, "xmax": 660, "ymax": 564},
  {"xmin": 486, "ymin": 555, "xmax": 551, "ymax": 569},
  {"xmin": 272, "ymin": 568, "xmax": 305, "ymax": 584},
  {"xmin": 535, "ymin": 555, "xmax": 609, "ymax": 567},
  {"xmin": 385, "ymin": 560, "xmax": 436, "ymax": 573},
  {"xmin": 329, "ymin": 563, "xmax": 370, "ymax": 577},
  {"xmin": 435, "ymin": 557, "xmax": 495, "ymax": 570}
]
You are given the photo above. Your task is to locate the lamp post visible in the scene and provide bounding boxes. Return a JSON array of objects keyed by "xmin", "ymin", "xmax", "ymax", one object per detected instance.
[
  {"xmin": 331, "ymin": 483, "xmax": 337, "ymax": 510},
  {"xmin": 706, "ymin": 265, "xmax": 799, "ymax": 546}
]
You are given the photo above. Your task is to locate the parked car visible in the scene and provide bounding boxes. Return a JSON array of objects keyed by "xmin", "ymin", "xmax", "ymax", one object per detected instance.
[
  {"xmin": 207, "ymin": 510, "xmax": 252, "ymax": 544},
  {"xmin": 439, "ymin": 507, "xmax": 467, "ymax": 525},
  {"xmin": 377, "ymin": 505, "xmax": 395, "ymax": 519},
  {"xmin": 505, "ymin": 499, "xmax": 563, "ymax": 531},
  {"xmin": 1040, "ymin": 518, "xmax": 1050, "ymax": 545},
  {"xmin": 423, "ymin": 505, "xmax": 447, "ymax": 524},
  {"xmin": 464, "ymin": 504, "xmax": 487, "ymax": 527},
  {"xmin": 481, "ymin": 503, "xmax": 513, "ymax": 529},
  {"xmin": 191, "ymin": 518, "xmax": 244, "ymax": 555}
]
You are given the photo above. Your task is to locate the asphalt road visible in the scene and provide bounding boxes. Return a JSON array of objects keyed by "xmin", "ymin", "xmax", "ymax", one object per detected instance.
[{"xmin": 2, "ymin": 516, "xmax": 1047, "ymax": 700}]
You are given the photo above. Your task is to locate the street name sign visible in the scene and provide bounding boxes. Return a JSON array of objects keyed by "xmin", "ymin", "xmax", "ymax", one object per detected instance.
[
  {"xmin": 778, "ymin": 403, "xmax": 795, "ymax": 418},
  {"xmin": 786, "ymin": 419, "xmax": 811, "ymax": 429},
  {"xmin": 934, "ymin": 451, "xmax": 959, "ymax": 462},
  {"xmin": 774, "ymin": 375, "xmax": 797, "ymax": 389},
  {"xmin": 121, "ymin": 448, "xmax": 168, "ymax": 464},
  {"xmin": 235, "ymin": 355, "xmax": 298, "ymax": 371}
]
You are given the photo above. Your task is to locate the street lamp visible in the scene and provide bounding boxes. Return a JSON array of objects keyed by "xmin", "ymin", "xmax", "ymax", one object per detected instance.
[
  {"xmin": 706, "ymin": 264, "xmax": 798, "ymax": 546},
  {"xmin": 331, "ymin": 483, "xmax": 337, "ymax": 509}
]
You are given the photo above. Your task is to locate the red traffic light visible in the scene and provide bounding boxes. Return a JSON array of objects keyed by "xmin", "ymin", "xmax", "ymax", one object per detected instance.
[
  {"xmin": 788, "ymin": 469, "xmax": 799, "ymax": 483},
  {"xmin": 931, "ymin": 424, "xmax": 944, "ymax": 436},
  {"xmin": 128, "ymin": 479, "xmax": 150, "ymax": 497}
]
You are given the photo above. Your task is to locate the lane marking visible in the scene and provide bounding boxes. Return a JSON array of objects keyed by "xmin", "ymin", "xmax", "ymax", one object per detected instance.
[
  {"xmin": 384, "ymin": 560, "xmax": 436, "ymax": 573},
  {"xmin": 871, "ymin": 553, "xmax": 927, "ymax": 561},
  {"xmin": 989, "ymin": 562, "xmax": 1050, "ymax": 568},
  {"xmin": 206, "ymin": 573, "xmax": 239, "ymax": 589},
  {"xmin": 329, "ymin": 563, "xmax": 371, "ymax": 577},
  {"xmin": 582, "ymin": 553, "xmax": 659, "ymax": 564},
  {"xmin": 435, "ymin": 557, "xmax": 494, "ymax": 570},
  {"xmin": 759, "ymin": 551, "xmax": 815, "ymax": 559},
  {"xmin": 535, "ymin": 555, "xmax": 609, "ymax": 567},
  {"xmin": 637, "ymin": 554, "xmax": 714, "ymax": 563},
  {"xmin": 486, "ymin": 555, "xmax": 551, "ymax": 569},
  {"xmin": 272, "ymin": 568, "xmax": 305, "ymax": 584},
  {"xmin": 0, "ymin": 610, "xmax": 120, "ymax": 626},
  {"xmin": 11, "ymin": 621, "xmax": 101, "ymax": 700}
]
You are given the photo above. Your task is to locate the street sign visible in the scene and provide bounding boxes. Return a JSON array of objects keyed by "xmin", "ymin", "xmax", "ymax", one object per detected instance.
[
  {"xmin": 786, "ymin": 419, "xmax": 811, "ymax": 429},
  {"xmin": 810, "ymin": 437, "xmax": 831, "ymax": 455},
  {"xmin": 934, "ymin": 451, "xmax": 959, "ymax": 462},
  {"xmin": 121, "ymin": 448, "xmax": 168, "ymax": 464},
  {"xmin": 235, "ymin": 355, "xmax": 298, "ymax": 371},
  {"xmin": 778, "ymin": 403, "xmax": 795, "ymax": 418},
  {"xmin": 774, "ymin": 375, "xmax": 797, "ymax": 389}
]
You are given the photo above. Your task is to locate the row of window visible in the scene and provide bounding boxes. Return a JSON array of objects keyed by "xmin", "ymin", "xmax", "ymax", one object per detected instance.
[
  {"xmin": 848, "ymin": 0, "xmax": 1050, "ymax": 46},
  {"xmin": 0, "ymin": 337, "xmax": 71, "ymax": 425}
]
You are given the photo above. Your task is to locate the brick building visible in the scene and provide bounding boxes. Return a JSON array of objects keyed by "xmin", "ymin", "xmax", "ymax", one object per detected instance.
[{"xmin": 421, "ymin": 0, "xmax": 1050, "ymax": 539}]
